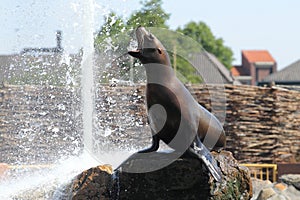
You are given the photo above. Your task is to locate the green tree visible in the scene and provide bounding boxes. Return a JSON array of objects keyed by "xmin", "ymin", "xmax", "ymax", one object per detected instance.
[
  {"xmin": 147, "ymin": 27, "xmax": 202, "ymax": 83},
  {"xmin": 127, "ymin": 0, "xmax": 170, "ymax": 28},
  {"xmin": 94, "ymin": 0, "xmax": 172, "ymax": 83},
  {"xmin": 94, "ymin": 12, "xmax": 125, "ymax": 51},
  {"xmin": 95, "ymin": 0, "xmax": 170, "ymax": 52},
  {"xmin": 99, "ymin": 12, "xmax": 124, "ymax": 37},
  {"xmin": 94, "ymin": 1, "xmax": 233, "ymax": 83},
  {"xmin": 177, "ymin": 21, "xmax": 234, "ymax": 69}
]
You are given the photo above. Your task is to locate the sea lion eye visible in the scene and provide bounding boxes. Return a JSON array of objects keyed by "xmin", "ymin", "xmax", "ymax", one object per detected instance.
[{"xmin": 149, "ymin": 34, "xmax": 154, "ymax": 39}]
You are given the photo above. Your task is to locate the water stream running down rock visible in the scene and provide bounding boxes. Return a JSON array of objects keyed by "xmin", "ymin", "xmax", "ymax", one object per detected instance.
[
  {"xmin": 0, "ymin": 151, "xmax": 97, "ymax": 199},
  {"xmin": 0, "ymin": 150, "xmax": 136, "ymax": 199}
]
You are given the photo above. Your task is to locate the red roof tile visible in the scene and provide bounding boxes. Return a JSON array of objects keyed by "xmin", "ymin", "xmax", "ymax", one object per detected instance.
[
  {"xmin": 231, "ymin": 65, "xmax": 249, "ymax": 76},
  {"xmin": 242, "ymin": 50, "xmax": 275, "ymax": 63},
  {"xmin": 231, "ymin": 66, "xmax": 241, "ymax": 76}
]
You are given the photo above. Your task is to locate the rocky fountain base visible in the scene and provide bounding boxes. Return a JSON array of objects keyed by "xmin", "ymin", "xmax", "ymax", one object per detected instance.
[{"xmin": 62, "ymin": 150, "xmax": 252, "ymax": 200}]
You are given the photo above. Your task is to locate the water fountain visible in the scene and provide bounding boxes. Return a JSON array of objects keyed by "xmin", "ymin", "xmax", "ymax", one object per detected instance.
[
  {"xmin": 0, "ymin": 1, "xmax": 253, "ymax": 199},
  {"xmin": 0, "ymin": 1, "xmax": 138, "ymax": 199}
]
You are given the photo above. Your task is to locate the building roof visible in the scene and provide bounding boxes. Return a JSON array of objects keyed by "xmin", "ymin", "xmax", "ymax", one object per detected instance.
[
  {"xmin": 193, "ymin": 51, "xmax": 240, "ymax": 84},
  {"xmin": 263, "ymin": 59, "xmax": 300, "ymax": 82},
  {"xmin": 0, "ymin": 53, "xmax": 82, "ymax": 85},
  {"xmin": 242, "ymin": 50, "xmax": 276, "ymax": 63},
  {"xmin": 230, "ymin": 65, "xmax": 249, "ymax": 76},
  {"xmin": 0, "ymin": 50, "xmax": 239, "ymax": 85},
  {"xmin": 206, "ymin": 52, "xmax": 237, "ymax": 83}
]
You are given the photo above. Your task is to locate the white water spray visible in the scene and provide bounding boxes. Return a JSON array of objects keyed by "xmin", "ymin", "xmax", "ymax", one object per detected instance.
[
  {"xmin": 81, "ymin": 0, "xmax": 95, "ymax": 154},
  {"xmin": 0, "ymin": 1, "xmax": 137, "ymax": 199},
  {"xmin": 0, "ymin": 151, "xmax": 99, "ymax": 200}
]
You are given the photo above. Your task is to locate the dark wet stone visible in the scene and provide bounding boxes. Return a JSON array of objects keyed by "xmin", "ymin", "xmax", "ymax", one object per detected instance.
[{"xmin": 66, "ymin": 150, "xmax": 252, "ymax": 200}]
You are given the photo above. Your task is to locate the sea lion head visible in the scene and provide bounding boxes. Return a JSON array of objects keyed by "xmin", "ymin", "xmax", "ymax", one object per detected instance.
[{"xmin": 128, "ymin": 26, "xmax": 171, "ymax": 66}]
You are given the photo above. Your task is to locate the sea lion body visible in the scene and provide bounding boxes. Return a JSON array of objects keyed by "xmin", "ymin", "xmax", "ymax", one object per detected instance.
[{"xmin": 128, "ymin": 27, "xmax": 226, "ymax": 153}]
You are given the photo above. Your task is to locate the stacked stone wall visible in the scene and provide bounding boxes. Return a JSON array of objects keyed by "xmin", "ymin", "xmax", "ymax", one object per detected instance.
[{"xmin": 1, "ymin": 84, "xmax": 299, "ymax": 164}]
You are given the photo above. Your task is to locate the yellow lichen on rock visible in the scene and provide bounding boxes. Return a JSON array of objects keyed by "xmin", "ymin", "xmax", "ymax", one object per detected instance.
[{"xmin": 99, "ymin": 164, "xmax": 113, "ymax": 174}]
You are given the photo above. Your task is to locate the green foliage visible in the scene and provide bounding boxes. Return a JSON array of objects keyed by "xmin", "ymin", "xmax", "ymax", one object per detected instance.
[
  {"xmin": 94, "ymin": 0, "xmax": 171, "ymax": 84},
  {"xmin": 127, "ymin": 0, "xmax": 170, "ymax": 28},
  {"xmin": 170, "ymin": 53, "xmax": 202, "ymax": 84},
  {"xmin": 177, "ymin": 21, "xmax": 234, "ymax": 69},
  {"xmin": 147, "ymin": 28, "xmax": 203, "ymax": 83},
  {"xmin": 98, "ymin": 12, "xmax": 125, "ymax": 37},
  {"xmin": 94, "ymin": 0, "xmax": 233, "ymax": 83},
  {"xmin": 94, "ymin": 12, "xmax": 127, "ymax": 52}
]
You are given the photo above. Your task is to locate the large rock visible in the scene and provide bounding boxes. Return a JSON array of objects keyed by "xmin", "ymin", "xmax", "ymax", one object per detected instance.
[
  {"xmin": 280, "ymin": 174, "xmax": 300, "ymax": 190},
  {"xmin": 256, "ymin": 187, "xmax": 277, "ymax": 200},
  {"xmin": 251, "ymin": 174, "xmax": 300, "ymax": 200},
  {"xmin": 66, "ymin": 150, "xmax": 252, "ymax": 200},
  {"xmin": 251, "ymin": 178, "xmax": 274, "ymax": 199},
  {"xmin": 255, "ymin": 184, "xmax": 300, "ymax": 200},
  {"xmin": 63, "ymin": 165, "xmax": 113, "ymax": 200}
]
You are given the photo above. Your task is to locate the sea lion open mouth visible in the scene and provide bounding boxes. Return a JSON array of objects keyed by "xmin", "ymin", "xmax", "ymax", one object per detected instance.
[
  {"xmin": 128, "ymin": 26, "xmax": 148, "ymax": 58},
  {"xmin": 136, "ymin": 26, "xmax": 146, "ymax": 50},
  {"xmin": 128, "ymin": 27, "xmax": 167, "ymax": 64}
]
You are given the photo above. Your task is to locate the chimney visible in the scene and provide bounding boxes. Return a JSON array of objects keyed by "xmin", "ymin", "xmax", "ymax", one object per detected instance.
[{"xmin": 56, "ymin": 30, "xmax": 62, "ymax": 51}]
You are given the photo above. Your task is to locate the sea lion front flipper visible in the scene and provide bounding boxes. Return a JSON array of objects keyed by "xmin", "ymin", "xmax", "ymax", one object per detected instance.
[{"xmin": 138, "ymin": 134, "xmax": 160, "ymax": 153}]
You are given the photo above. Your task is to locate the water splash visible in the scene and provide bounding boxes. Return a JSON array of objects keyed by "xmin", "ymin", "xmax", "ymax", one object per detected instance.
[
  {"xmin": 0, "ymin": 151, "xmax": 99, "ymax": 200},
  {"xmin": 81, "ymin": 0, "xmax": 96, "ymax": 158},
  {"xmin": 0, "ymin": 1, "xmax": 147, "ymax": 198}
]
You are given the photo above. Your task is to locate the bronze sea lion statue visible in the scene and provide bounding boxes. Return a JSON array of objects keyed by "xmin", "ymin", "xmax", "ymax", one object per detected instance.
[{"xmin": 127, "ymin": 26, "xmax": 226, "ymax": 182}]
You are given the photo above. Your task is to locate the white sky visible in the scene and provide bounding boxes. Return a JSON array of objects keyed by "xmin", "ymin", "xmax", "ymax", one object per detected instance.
[{"xmin": 1, "ymin": 0, "xmax": 299, "ymax": 69}]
